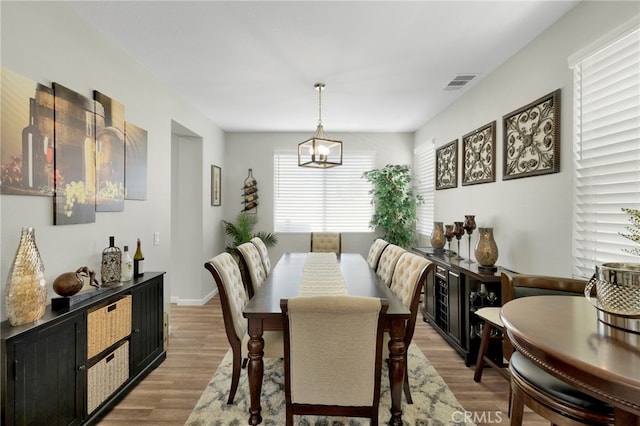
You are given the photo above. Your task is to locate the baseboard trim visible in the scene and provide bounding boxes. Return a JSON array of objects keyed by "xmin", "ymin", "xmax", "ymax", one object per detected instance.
[{"xmin": 171, "ymin": 288, "xmax": 218, "ymax": 306}]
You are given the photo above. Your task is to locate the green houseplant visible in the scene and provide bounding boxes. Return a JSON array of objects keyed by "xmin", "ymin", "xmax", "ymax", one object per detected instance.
[
  {"xmin": 222, "ymin": 212, "xmax": 278, "ymax": 254},
  {"xmin": 363, "ymin": 164, "xmax": 423, "ymax": 249},
  {"xmin": 621, "ymin": 207, "xmax": 640, "ymax": 256}
]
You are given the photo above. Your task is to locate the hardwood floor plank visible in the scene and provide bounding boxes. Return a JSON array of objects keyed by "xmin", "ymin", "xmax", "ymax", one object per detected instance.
[{"xmin": 98, "ymin": 296, "xmax": 547, "ymax": 425}]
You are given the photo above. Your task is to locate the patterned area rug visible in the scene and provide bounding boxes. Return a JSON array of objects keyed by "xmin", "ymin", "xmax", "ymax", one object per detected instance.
[{"xmin": 186, "ymin": 343, "xmax": 473, "ymax": 425}]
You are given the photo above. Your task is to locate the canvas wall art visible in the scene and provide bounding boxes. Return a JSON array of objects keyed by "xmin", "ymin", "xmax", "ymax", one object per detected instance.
[
  {"xmin": 94, "ymin": 91, "xmax": 125, "ymax": 211},
  {"xmin": 124, "ymin": 121, "xmax": 148, "ymax": 200},
  {"xmin": 53, "ymin": 83, "xmax": 96, "ymax": 225},
  {"xmin": 1, "ymin": 67, "xmax": 54, "ymax": 196}
]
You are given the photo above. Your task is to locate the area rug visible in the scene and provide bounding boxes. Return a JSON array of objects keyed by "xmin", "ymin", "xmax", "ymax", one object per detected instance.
[{"xmin": 186, "ymin": 343, "xmax": 473, "ymax": 425}]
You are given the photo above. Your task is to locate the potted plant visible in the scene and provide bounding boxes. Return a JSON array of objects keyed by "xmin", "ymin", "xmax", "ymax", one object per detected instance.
[
  {"xmin": 363, "ymin": 164, "xmax": 423, "ymax": 249},
  {"xmin": 621, "ymin": 207, "xmax": 640, "ymax": 256},
  {"xmin": 222, "ymin": 212, "xmax": 278, "ymax": 254}
]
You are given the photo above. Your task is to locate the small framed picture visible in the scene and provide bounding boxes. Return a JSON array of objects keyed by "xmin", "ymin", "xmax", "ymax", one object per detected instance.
[
  {"xmin": 436, "ymin": 139, "xmax": 458, "ymax": 190},
  {"xmin": 503, "ymin": 89, "xmax": 561, "ymax": 180},
  {"xmin": 211, "ymin": 165, "xmax": 221, "ymax": 206}
]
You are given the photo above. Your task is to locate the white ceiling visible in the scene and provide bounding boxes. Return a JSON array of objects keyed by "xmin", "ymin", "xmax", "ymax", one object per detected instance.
[{"xmin": 67, "ymin": 1, "xmax": 580, "ymax": 133}]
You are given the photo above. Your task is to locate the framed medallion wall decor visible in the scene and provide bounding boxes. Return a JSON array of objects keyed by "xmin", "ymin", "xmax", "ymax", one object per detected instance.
[
  {"xmin": 462, "ymin": 121, "xmax": 496, "ymax": 186},
  {"xmin": 435, "ymin": 139, "xmax": 458, "ymax": 190},
  {"xmin": 503, "ymin": 89, "xmax": 561, "ymax": 180}
]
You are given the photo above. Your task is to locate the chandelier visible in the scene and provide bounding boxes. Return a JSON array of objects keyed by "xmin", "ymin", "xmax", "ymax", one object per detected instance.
[{"xmin": 298, "ymin": 83, "xmax": 343, "ymax": 168}]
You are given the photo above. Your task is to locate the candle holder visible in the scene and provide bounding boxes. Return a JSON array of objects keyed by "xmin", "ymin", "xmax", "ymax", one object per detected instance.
[
  {"xmin": 444, "ymin": 224, "xmax": 454, "ymax": 255},
  {"xmin": 463, "ymin": 215, "xmax": 476, "ymax": 262},
  {"xmin": 453, "ymin": 221, "xmax": 465, "ymax": 259}
]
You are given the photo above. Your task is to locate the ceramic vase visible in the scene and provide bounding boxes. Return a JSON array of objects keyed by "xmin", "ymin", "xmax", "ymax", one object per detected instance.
[
  {"xmin": 430, "ymin": 222, "xmax": 446, "ymax": 250},
  {"xmin": 474, "ymin": 227, "xmax": 498, "ymax": 268},
  {"xmin": 5, "ymin": 227, "xmax": 47, "ymax": 326}
]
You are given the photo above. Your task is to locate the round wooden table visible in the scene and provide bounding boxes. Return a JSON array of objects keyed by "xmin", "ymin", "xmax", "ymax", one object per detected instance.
[{"xmin": 501, "ymin": 295, "xmax": 640, "ymax": 426}]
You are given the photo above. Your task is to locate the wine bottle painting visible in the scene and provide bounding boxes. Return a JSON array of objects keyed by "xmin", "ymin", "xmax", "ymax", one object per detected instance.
[
  {"xmin": 1, "ymin": 67, "xmax": 149, "ymax": 224},
  {"xmin": 0, "ymin": 67, "xmax": 55, "ymax": 196}
]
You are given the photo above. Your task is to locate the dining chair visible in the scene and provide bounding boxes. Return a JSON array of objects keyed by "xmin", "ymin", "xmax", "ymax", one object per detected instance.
[
  {"xmin": 366, "ymin": 238, "xmax": 389, "ymax": 270},
  {"xmin": 280, "ymin": 295, "xmax": 388, "ymax": 426},
  {"xmin": 386, "ymin": 252, "xmax": 433, "ymax": 404},
  {"xmin": 204, "ymin": 252, "xmax": 283, "ymax": 404},
  {"xmin": 235, "ymin": 242, "xmax": 267, "ymax": 299},
  {"xmin": 250, "ymin": 236, "xmax": 271, "ymax": 274},
  {"xmin": 310, "ymin": 232, "xmax": 341, "ymax": 254},
  {"xmin": 500, "ymin": 272, "xmax": 614, "ymax": 426},
  {"xmin": 375, "ymin": 244, "xmax": 406, "ymax": 286}
]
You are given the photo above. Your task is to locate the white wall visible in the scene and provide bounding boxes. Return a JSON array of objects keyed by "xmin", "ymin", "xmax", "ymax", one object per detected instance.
[
  {"xmin": 0, "ymin": 2, "xmax": 226, "ymax": 318},
  {"xmin": 224, "ymin": 132, "xmax": 414, "ymax": 261},
  {"xmin": 415, "ymin": 1, "xmax": 639, "ymax": 277}
]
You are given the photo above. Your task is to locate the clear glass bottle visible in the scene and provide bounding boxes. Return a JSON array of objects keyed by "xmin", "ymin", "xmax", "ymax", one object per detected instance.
[
  {"xmin": 5, "ymin": 227, "xmax": 47, "ymax": 326},
  {"xmin": 101, "ymin": 236, "xmax": 122, "ymax": 286},
  {"xmin": 121, "ymin": 245, "xmax": 133, "ymax": 281}
]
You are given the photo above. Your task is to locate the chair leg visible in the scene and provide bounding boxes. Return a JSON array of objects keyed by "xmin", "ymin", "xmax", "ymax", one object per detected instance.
[
  {"xmin": 509, "ymin": 383, "xmax": 525, "ymax": 426},
  {"xmin": 474, "ymin": 321, "xmax": 493, "ymax": 382},
  {"xmin": 286, "ymin": 409, "xmax": 293, "ymax": 426},
  {"xmin": 228, "ymin": 349, "xmax": 241, "ymax": 404},
  {"xmin": 403, "ymin": 352, "xmax": 413, "ymax": 404}
]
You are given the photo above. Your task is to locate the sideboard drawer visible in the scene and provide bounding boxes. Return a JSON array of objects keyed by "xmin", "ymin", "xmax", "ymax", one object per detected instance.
[{"xmin": 87, "ymin": 295, "xmax": 132, "ymax": 358}]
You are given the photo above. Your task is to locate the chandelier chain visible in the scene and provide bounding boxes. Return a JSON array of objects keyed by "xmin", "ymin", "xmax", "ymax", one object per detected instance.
[{"xmin": 317, "ymin": 84, "xmax": 323, "ymax": 125}]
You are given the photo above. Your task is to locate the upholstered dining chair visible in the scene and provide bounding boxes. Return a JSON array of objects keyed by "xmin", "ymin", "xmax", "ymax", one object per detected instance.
[
  {"xmin": 280, "ymin": 295, "xmax": 388, "ymax": 426},
  {"xmin": 235, "ymin": 242, "xmax": 267, "ymax": 299},
  {"xmin": 204, "ymin": 252, "xmax": 283, "ymax": 404},
  {"xmin": 366, "ymin": 238, "xmax": 389, "ymax": 270},
  {"xmin": 386, "ymin": 252, "xmax": 433, "ymax": 404},
  {"xmin": 310, "ymin": 232, "xmax": 341, "ymax": 254},
  {"xmin": 375, "ymin": 244, "xmax": 406, "ymax": 286},
  {"xmin": 250, "ymin": 236, "xmax": 271, "ymax": 274},
  {"xmin": 500, "ymin": 272, "xmax": 614, "ymax": 426}
]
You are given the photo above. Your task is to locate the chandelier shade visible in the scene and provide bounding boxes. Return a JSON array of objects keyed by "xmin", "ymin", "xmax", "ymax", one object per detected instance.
[{"xmin": 298, "ymin": 83, "xmax": 343, "ymax": 168}]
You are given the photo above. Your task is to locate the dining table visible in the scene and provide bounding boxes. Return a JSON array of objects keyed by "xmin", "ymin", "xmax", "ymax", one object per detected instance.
[
  {"xmin": 242, "ymin": 252, "xmax": 411, "ymax": 425},
  {"xmin": 501, "ymin": 295, "xmax": 640, "ymax": 426}
]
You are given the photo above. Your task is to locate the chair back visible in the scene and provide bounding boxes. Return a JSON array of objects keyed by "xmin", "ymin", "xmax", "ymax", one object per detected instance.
[
  {"xmin": 376, "ymin": 244, "xmax": 406, "ymax": 286},
  {"xmin": 389, "ymin": 253, "xmax": 433, "ymax": 346},
  {"xmin": 310, "ymin": 232, "xmax": 341, "ymax": 254},
  {"xmin": 501, "ymin": 271, "xmax": 587, "ymax": 360},
  {"xmin": 204, "ymin": 253, "xmax": 248, "ymax": 346},
  {"xmin": 366, "ymin": 238, "xmax": 389, "ymax": 270},
  {"xmin": 236, "ymin": 242, "xmax": 267, "ymax": 299},
  {"xmin": 280, "ymin": 295, "xmax": 388, "ymax": 424},
  {"xmin": 250, "ymin": 237, "xmax": 272, "ymax": 274}
]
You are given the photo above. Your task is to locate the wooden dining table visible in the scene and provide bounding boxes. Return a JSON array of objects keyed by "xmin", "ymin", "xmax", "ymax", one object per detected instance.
[
  {"xmin": 242, "ymin": 252, "xmax": 411, "ymax": 425},
  {"xmin": 501, "ymin": 296, "xmax": 640, "ymax": 426}
]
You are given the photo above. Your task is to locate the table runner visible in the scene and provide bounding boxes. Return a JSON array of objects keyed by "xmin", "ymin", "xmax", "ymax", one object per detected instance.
[{"xmin": 297, "ymin": 252, "xmax": 347, "ymax": 296}]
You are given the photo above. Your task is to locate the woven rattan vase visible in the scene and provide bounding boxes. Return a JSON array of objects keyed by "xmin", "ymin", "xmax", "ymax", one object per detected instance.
[{"xmin": 5, "ymin": 227, "xmax": 47, "ymax": 326}]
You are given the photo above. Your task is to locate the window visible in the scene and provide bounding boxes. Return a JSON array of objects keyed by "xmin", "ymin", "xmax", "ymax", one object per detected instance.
[
  {"xmin": 414, "ymin": 140, "xmax": 436, "ymax": 236},
  {"xmin": 571, "ymin": 25, "xmax": 640, "ymax": 278},
  {"xmin": 274, "ymin": 151, "xmax": 375, "ymax": 232}
]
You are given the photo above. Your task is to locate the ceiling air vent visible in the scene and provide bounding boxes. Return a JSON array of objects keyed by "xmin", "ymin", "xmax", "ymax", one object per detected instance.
[{"xmin": 444, "ymin": 74, "xmax": 478, "ymax": 91}]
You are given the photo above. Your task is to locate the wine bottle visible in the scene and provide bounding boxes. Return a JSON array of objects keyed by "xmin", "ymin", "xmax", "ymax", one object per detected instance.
[
  {"xmin": 134, "ymin": 238, "xmax": 145, "ymax": 278},
  {"xmin": 101, "ymin": 236, "xmax": 122, "ymax": 287},
  {"xmin": 121, "ymin": 245, "xmax": 133, "ymax": 281},
  {"xmin": 243, "ymin": 201, "xmax": 258, "ymax": 211},
  {"xmin": 22, "ymin": 98, "xmax": 46, "ymax": 189}
]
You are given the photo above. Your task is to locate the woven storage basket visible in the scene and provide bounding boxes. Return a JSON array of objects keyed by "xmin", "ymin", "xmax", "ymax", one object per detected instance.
[
  {"xmin": 87, "ymin": 295, "xmax": 132, "ymax": 359},
  {"xmin": 87, "ymin": 341, "xmax": 129, "ymax": 414}
]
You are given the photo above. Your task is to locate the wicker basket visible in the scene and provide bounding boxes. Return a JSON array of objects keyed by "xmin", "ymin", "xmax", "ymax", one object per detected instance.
[
  {"xmin": 87, "ymin": 341, "xmax": 129, "ymax": 414},
  {"xmin": 87, "ymin": 295, "xmax": 132, "ymax": 358}
]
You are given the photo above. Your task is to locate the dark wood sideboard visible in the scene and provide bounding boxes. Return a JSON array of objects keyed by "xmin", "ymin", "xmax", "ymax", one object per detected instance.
[
  {"xmin": 412, "ymin": 248, "xmax": 509, "ymax": 366},
  {"xmin": 1, "ymin": 272, "xmax": 165, "ymax": 426}
]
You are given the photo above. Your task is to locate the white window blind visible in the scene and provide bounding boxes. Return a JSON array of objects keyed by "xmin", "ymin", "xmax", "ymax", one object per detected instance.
[
  {"xmin": 414, "ymin": 140, "xmax": 435, "ymax": 235},
  {"xmin": 273, "ymin": 151, "xmax": 375, "ymax": 232},
  {"xmin": 572, "ymin": 27, "xmax": 640, "ymax": 278}
]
